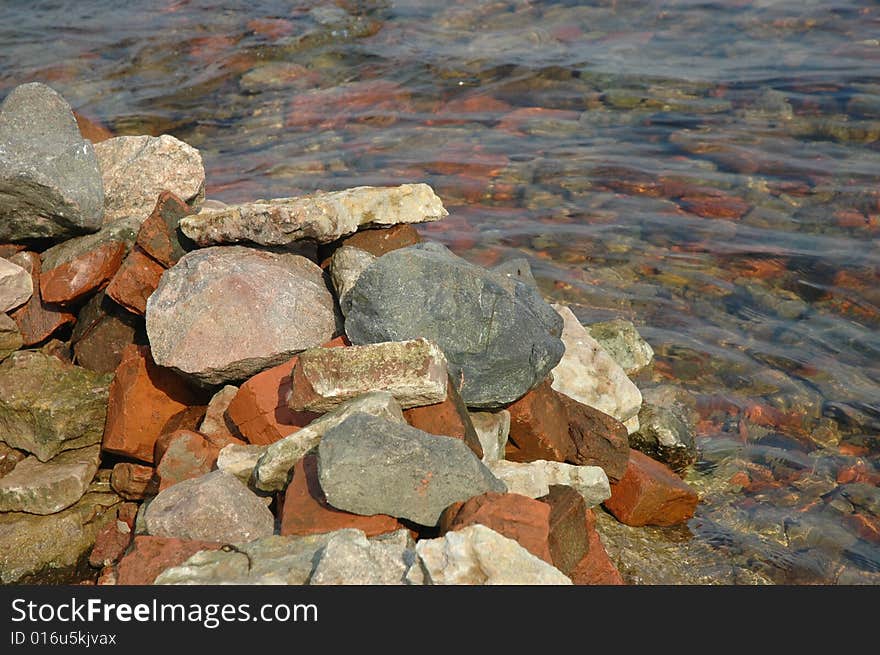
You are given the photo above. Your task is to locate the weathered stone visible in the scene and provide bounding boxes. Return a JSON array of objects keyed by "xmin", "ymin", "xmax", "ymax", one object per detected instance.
[
  {"xmin": 631, "ymin": 385, "xmax": 698, "ymax": 473},
  {"xmin": 179, "ymin": 183, "xmax": 446, "ymax": 247},
  {"xmin": 586, "ymin": 319, "xmax": 654, "ymax": 376},
  {"xmin": 344, "ymin": 242, "xmax": 564, "ymax": 408},
  {"xmin": 102, "ymin": 344, "xmax": 202, "ymax": 464},
  {"xmin": 216, "ymin": 443, "xmax": 266, "ymax": 485},
  {"xmin": 491, "ymin": 257, "xmax": 537, "ymax": 288},
  {"xmin": 0, "ymin": 491, "xmax": 120, "ymax": 584},
  {"xmin": 116, "ymin": 535, "xmax": 222, "ymax": 585},
  {"xmin": 329, "ymin": 245, "xmax": 375, "ymax": 310},
  {"xmin": 440, "ymin": 492, "xmax": 553, "ymax": 565},
  {"xmin": 146, "ymin": 246, "xmax": 338, "ymax": 385},
  {"xmin": 70, "ymin": 291, "xmax": 143, "ymax": 373},
  {"xmin": 109, "ymin": 463, "xmax": 158, "ymax": 500},
  {"xmin": 155, "ymin": 430, "xmax": 220, "ymax": 491},
  {"xmin": 469, "ymin": 410, "xmax": 509, "ymax": 463},
  {"xmin": 198, "ymin": 384, "xmax": 239, "ymax": 441},
  {"xmin": 505, "ymin": 379, "xmax": 576, "ymax": 463},
  {"xmin": 104, "ymin": 246, "xmax": 165, "ymax": 316},
  {"xmin": 539, "ymin": 485, "xmax": 590, "ymax": 578},
  {"xmin": 603, "ymin": 449, "xmax": 699, "ymax": 527},
  {"xmin": 88, "ymin": 502, "xmax": 137, "ymax": 568},
  {"xmin": 254, "ymin": 391, "xmax": 405, "ymax": 492},
  {"xmin": 0, "ymin": 257, "xmax": 32, "ymax": 312},
  {"xmin": 0, "ymin": 445, "xmax": 100, "ymax": 514},
  {"xmin": 309, "ymin": 529, "xmax": 418, "ymax": 585},
  {"xmin": 0, "ymin": 442, "xmax": 26, "ymax": 477},
  {"xmin": 336, "ymin": 223, "xmax": 422, "ymax": 257},
  {"xmin": 558, "ymin": 392, "xmax": 630, "ymax": 482},
  {"xmin": 318, "ymin": 413, "xmax": 506, "ymax": 526},
  {"xmin": 550, "ymin": 304, "xmax": 642, "ymax": 433},
  {"xmin": 95, "ymin": 135, "xmax": 205, "ymax": 226},
  {"xmin": 0, "ymin": 83, "xmax": 103, "ymax": 242},
  {"xmin": 403, "ymin": 374, "xmax": 483, "ymax": 458},
  {"xmin": 569, "ymin": 509, "xmax": 625, "ymax": 585},
  {"xmin": 134, "ymin": 191, "xmax": 195, "ymax": 267},
  {"xmin": 144, "ymin": 470, "xmax": 274, "ymax": 542},
  {"xmin": 280, "ymin": 452, "xmax": 404, "ymax": 537},
  {"xmin": 487, "ymin": 460, "xmax": 611, "ymax": 508},
  {"xmin": 8, "ymin": 251, "xmax": 76, "ymax": 345},
  {"xmin": 0, "ymin": 351, "xmax": 111, "ymax": 461},
  {"xmin": 288, "ymin": 338, "xmax": 448, "ymax": 413},
  {"xmin": 0, "ymin": 313, "xmax": 23, "ymax": 360},
  {"xmin": 412, "ymin": 524, "xmax": 572, "ymax": 585}
]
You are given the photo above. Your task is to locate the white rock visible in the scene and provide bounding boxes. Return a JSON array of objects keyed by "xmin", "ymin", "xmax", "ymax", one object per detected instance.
[
  {"xmin": 309, "ymin": 529, "xmax": 418, "ymax": 585},
  {"xmin": 0, "ymin": 258, "xmax": 32, "ymax": 313},
  {"xmin": 468, "ymin": 410, "xmax": 510, "ymax": 463},
  {"xmin": 487, "ymin": 459, "xmax": 611, "ymax": 508}
]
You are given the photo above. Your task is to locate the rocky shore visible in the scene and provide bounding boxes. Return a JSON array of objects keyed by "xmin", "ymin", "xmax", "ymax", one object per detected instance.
[{"xmin": 0, "ymin": 82, "xmax": 703, "ymax": 586}]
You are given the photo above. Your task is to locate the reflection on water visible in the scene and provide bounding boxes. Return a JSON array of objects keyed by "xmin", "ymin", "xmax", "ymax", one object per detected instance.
[{"xmin": 2, "ymin": 0, "xmax": 878, "ymax": 583}]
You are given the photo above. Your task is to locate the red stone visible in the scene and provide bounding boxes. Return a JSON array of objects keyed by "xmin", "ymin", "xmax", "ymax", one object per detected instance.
[
  {"xmin": 110, "ymin": 462, "xmax": 159, "ymax": 500},
  {"xmin": 116, "ymin": 536, "xmax": 222, "ymax": 585},
  {"xmin": 135, "ymin": 191, "xmax": 194, "ymax": 267},
  {"xmin": 505, "ymin": 379, "xmax": 576, "ymax": 463},
  {"xmin": 286, "ymin": 80, "xmax": 411, "ymax": 130},
  {"xmin": 678, "ymin": 189, "xmax": 751, "ymax": 220},
  {"xmin": 425, "ymin": 142, "xmax": 509, "ymax": 178},
  {"xmin": 0, "ymin": 244, "xmax": 26, "ymax": 258},
  {"xmin": 440, "ymin": 492, "xmax": 553, "ymax": 565},
  {"xmin": 339, "ymin": 224, "xmax": 422, "ymax": 257},
  {"xmin": 105, "ymin": 246, "xmax": 166, "ymax": 316},
  {"xmin": 226, "ymin": 336, "xmax": 347, "ymax": 445},
  {"xmin": 73, "ymin": 111, "xmax": 112, "ymax": 143},
  {"xmin": 89, "ymin": 504, "xmax": 138, "ymax": 568},
  {"xmin": 280, "ymin": 452, "xmax": 404, "ymax": 538},
  {"xmin": 603, "ymin": 449, "xmax": 699, "ymax": 527},
  {"xmin": 8, "ymin": 252, "xmax": 76, "ymax": 346},
  {"xmin": 40, "ymin": 241, "xmax": 127, "ymax": 304},
  {"xmin": 539, "ymin": 485, "xmax": 590, "ymax": 577},
  {"xmin": 558, "ymin": 393, "xmax": 630, "ymax": 482},
  {"xmin": 427, "ymin": 93, "xmax": 512, "ymax": 126},
  {"xmin": 154, "ymin": 430, "xmax": 221, "ymax": 491},
  {"xmin": 70, "ymin": 292, "xmax": 141, "ymax": 374},
  {"xmin": 102, "ymin": 344, "xmax": 202, "ymax": 463},
  {"xmin": 569, "ymin": 509, "xmax": 625, "ymax": 585},
  {"xmin": 403, "ymin": 374, "xmax": 483, "ymax": 458},
  {"xmin": 96, "ymin": 566, "xmax": 117, "ymax": 585}
]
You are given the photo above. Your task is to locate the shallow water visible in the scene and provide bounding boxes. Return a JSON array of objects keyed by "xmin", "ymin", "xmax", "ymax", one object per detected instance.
[{"xmin": 2, "ymin": 1, "xmax": 878, "ymax": 584}]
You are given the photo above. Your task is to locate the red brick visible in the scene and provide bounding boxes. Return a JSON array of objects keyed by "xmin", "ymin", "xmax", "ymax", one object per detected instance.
[
  {"xmin": 110, "ymin": 462, "xmax": 158, "ymax": 500},
  {"xmin": 539, "ymin": 485, "xmax": 590, "ymax": 577},
  {"xmin": 135, "ymin": 191, "xmax": 194, "ymax": 268},
  {"xmin": 116, "ymin": 536, "xmax": 222, "ymax": 585},
  {"xmin": 404, "ymin": 374, "xmax": 483, "ymax": 458},
  {"xmin": 105, "ymin": 246, "xmax": 166, "ymax": 315},
  {"xmin": 9, "ymin": 252, "xmax": 76, "ymax": 345},
  {"xmin": 89, "ymin": 503, "xmax": 138, "ymax": 568},
  {"xmin": 505, "ymin": 379, "xmax": 576, "ymax": 463},
  {"xmin": 558, "ymin": 392, "xmax": 630, "ymax": 482},
  {"xmin": 154, "ymin": 430, "xmax": 220, "ymax": 491},
  {"xmin": 40, "ymin": 241, "xmax": 127, "ymax": 304},
  {"xmin": 569, "ymin": 509, "xmax": 625, "ymax": 585}
]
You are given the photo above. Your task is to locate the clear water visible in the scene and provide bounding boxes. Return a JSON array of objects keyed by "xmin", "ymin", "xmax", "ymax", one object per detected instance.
[{"xmin": 2, "ymin": 0, "xmax": 878, "ymax": 583}]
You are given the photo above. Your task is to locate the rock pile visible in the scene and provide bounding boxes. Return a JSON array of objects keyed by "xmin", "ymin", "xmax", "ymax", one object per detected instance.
[{"xmin": 0, "ymin": 83, "xmax": 700, "ymax": 585}]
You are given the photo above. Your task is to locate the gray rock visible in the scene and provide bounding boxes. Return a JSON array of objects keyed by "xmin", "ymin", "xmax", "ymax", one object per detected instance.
[
  {"xmin": 587, "ymin": 318, "xmax": 655, "ymax": 376},
  {"xmin": 0, "ymin": 83, "xmax": 104, "ymax": 242},
  {"xmin": 309, "ymin": 529, "xmax": 419, "ymax": 585},
  {"xmin": 0, "ymin": 491, "xmax": 120, "ymax": 584},
  {"xmin": 95, "ymin": 134, "xmax": 205, "ymax": 226},
  {"xmin": 40, "ymin": 215, "xmax": 140, "ymax": 272},
  {"xmin": 329, "ymin": 245, "xmax": 376, "ymax": 311},
  {"xmin": 468, "ymin": 410, "xmax": 510, "ymax": 463},
  {"xmin": 216, "ymin": 444, "xmax": 267, "ymax": 485},
  {"xmin": 179, "ymin": 183, "xmax": 446, "ymax": 247},
  {"xmin": 344, "ymin": 242, "xmax": 565, "ymax": 408},
  {"xmin": 487, "ymin": 459, "xmax": 611, "ymax": 508},
  {"xmin": 145, "ymin": 246, "xmax": 339, "ymax": 385},
  {"xmin": 412, "ymin": 524, "xmax": 572, "ymax": 585},
  {"xmin": 254, "ymin": 391, "xmax": 405, "ymax": 492},
  {"xmin": 0, "ymin": 351, "xmax": 112, "ymax": 461},
  {"xmin": 318, "ymin": 413, "xmax": 506, "ymax": 526},
  {"xmin": 198, "ymin": 384, "xmax": 239, "ymax": 438},
  {"xmin": 0, "ymin": 312, "xmax": 23, "ymax": 361},
  {"xmin": 144, "ymin": 470, "xmax": 275, "ymax": 543},
  {"xmin": 631, "ymin": 385, "xmax": 698, "ymax": 473},
  {"xmin": 0, "ymin": 445, "xmax": 100, "ymax": 514},
  {"xmin": 491, "ymin": 257, "xmax": 536, "ymax": 288},
  {"xmin": 0, "ymin": 257, "xmax": 32, "ymax": 312}
]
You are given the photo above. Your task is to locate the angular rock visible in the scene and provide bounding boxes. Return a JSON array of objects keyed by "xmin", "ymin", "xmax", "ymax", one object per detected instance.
[
  {"xmin": 0, "ymin": 312, "xmax": 23, "ymax": 361},
  {"xmin": 603, "ymin": 449, "xmax": 699, "ymax": 527},
  {"xmin": 412, "ymin": 524, "xmax": 572, "ymax": 585},
  {"xmin": 116, "ymin": 535, "xmax": 222, "ymax": 585},
  {"xmin": 216, "ymin": 443, "xmax": 266, "ymax": 485},
  {"xmin": 155, "ymin": 430, "xmax": 220, "ymax": 491},
  {"xmin": 569, "ymin": 509, "xmax": 625, "ymax": 585},
  {"xmin": 0, "ymin": 83, "xmax": 103, "ymax": 242},
  {"xmin": 505, "ymin": 379, "xmax": 576, "ymax": 463},
  {"xmin": 146, "ymin": 246, "xmax": 338, "ymax": 385},
  {"xmin": 318, "ymin": 413, "xmax": 506, "ymax": 526},
  {"xmin": 105, "ymin": 245, "xmax": 165, "ymax": 316},
  {"xmin": 95, "ymin": 134, "xmax": 205, "ymax": 226},
  {"xmin": 550, "ymin": 304, "xmax": 642, "ymax": 433},
  {"xmin": 631, "ymin": 385, "xmax": 698, "ymax": 473},
  {"xmin": 488, "ymin": 460, "xmax": 611, "ymax": 508},
  {"xmin": 88, "ymin": 502, "xmax": 138, "ymax": 568},
  {"xmin": 0, "ymin": 351, "xmax": 111, "ymax": 461},
  {"xmin": 587, "ymin": 318, "xmax": 655, "ymax": 376},
  {"xmin": 110, "ymin": 462, "xmax": 158, "ymax": 500},
  {"xmin": 440, "ymin": 492, "xmax": 553, "ymax": 565},
  {"xmin": 559, "ymin": 392, "xmax": 630, "ymax": 482},
  {"xmin": 8, "ymin": 251, "xmax": 76, "ymax": 345},
  {"xmin": 0, "ymin": 257, "xmax": 32, "ymax": 312},
  {"xmin": 344, "ymin": 242, "xmax": 564, "ymax": 408},
  {"xmin": 403, "ymin": 374, "xmax": 483, "ymax": 458},
  {"xmin": 134, "ymin": 191, "xmax": 195, "ymax": 267},
  {"xmin": 288, "ymin": 338, "xmax": 448, "ymax": 413},
  {"xmin": 329, "ymin": 245, "xmax": 375, "ymax": 310},
  {"xmin": 0, "ymin": 445, "xmax": 100, "ymax": 514},
  {"xmin": 179, "ymin": 183, "xmax": 446, "ymax": 247},
  {"xmin": 336, "ymin": 223, "xmax": 422, "ymax": 257},
  {"xmin": 70, "ymin": 291, "xmax": 143, "ymax": 374},
  {"xmin": 40, "ymin": 240, "xmax": 126, "ymax": 304},
  {"xmin": 0, "ymin": 491, "xmax": 120, "ymax": 584},
  {"xmin": 309, "ymin": 529, "xmax": 418, "ymax": 585},
  {"xmin": 198, "ymin": 384, "xmax": 239, "ymax": 441},
  {"xmin": 539, "ymin": 485, "xmax": 590, "ymax": 578},
  {"xmin": 144, "ymin": 470, "xmax": 274, "ymax": 543},
  {"xmin": 280, "ymin": 452, "xmax": 404, "ymax": 537},
  {"xmin": 254, "ymin": 391, "xmax": 405, "ymax": 492},
  {"xmin": 102, "ymin": 344, "xmax": 202, "ymax": 463},
  {"xmin": 468, "ymin": 410, "xmax": 510, "ymax": 463},
  {"xmin": 0, "ymin": 442, "xmax": 26, "ymax": 477}
]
